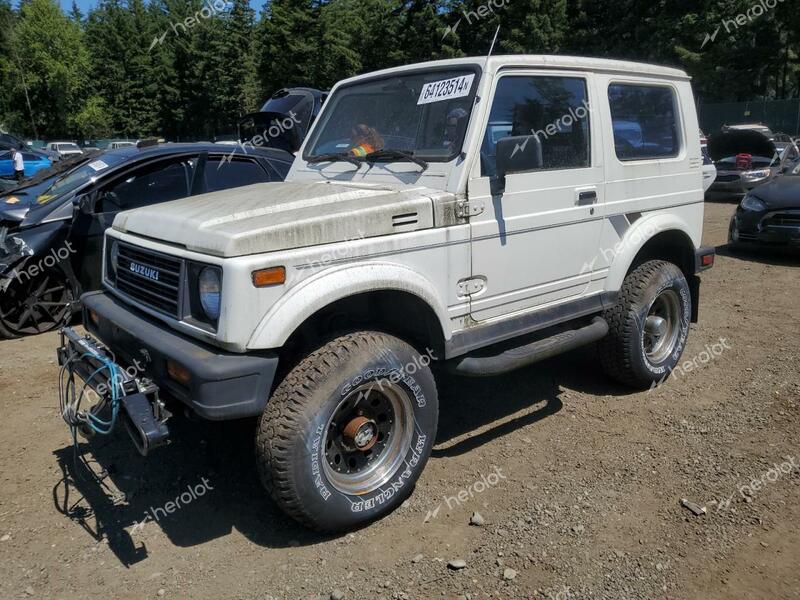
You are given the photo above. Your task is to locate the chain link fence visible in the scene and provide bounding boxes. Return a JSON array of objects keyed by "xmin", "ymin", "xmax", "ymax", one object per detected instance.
[{"xmin": 699, "ymin": 99, "xmax": 800, "ymax": 136}]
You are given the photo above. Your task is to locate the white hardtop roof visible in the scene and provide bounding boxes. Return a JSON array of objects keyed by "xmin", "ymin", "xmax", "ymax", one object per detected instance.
[{"xmin": 337, "ymin": 55, "xmax": 690, "ymax": 87}]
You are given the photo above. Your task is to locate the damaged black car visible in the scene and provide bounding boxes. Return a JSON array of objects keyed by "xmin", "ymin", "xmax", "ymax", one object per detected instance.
[
  {"xmin": 0, "ymin": 142, "xmax": 293, "ymax": 338},
  {"xmin": 728, "ymin": 169, "xmax": 800, "ymax": 249}
]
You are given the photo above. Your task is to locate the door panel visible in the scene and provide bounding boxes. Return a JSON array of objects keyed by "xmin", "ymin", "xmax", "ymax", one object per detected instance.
[{"xmin": 468, "ymin": 71, "xmax": 605, "ymax": 322}]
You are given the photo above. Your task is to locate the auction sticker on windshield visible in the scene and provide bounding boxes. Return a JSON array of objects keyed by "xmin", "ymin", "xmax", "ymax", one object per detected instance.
[
  {"xmin": 88, "ymin": 160, "xmax": 109, "ymax": 172},
  {"xmin": 417, "ymin": 74, "xmax": 475, "ymax": 105}
]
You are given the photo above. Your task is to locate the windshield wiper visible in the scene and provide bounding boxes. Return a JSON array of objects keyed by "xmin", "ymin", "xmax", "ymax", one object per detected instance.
[
  {"xmin": 307, "ymin": 152, "xmax": 364, "ymax": 168},
  {"xmin": 364, "ymin": 149, "xmax": 429, "ymax": 171}
]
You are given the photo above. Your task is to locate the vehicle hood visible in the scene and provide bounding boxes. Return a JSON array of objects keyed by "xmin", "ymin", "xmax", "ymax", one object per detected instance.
[
  {"xmin": 112, "ymin": 181, "xmax": 447, "ymax": 257},
  {"xmin": 749, "ymin": 176, "xmax": 800, "ymax": 209},
  {"xmin": 708, "ymin": 129, "xmax": 776, "ymax": 162}
]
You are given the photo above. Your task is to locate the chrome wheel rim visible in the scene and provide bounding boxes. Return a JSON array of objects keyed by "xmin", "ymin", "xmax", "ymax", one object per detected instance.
[
  {"xmin": 642, "ymin": 289, "xmax": 681, "ymax": 364},
  {"xmin": 322, "ymin": 380, "xmax": 414, "ymax": 495}
]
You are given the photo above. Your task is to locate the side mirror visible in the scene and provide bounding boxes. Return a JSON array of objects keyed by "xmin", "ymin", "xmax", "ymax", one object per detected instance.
[
  {"xmin": 76, "ymin": 192, "xmax": 99, "ymax": 215},
  {"xmin": 493, "ymin": 135, "xmax": 543, "ymax": 194}
]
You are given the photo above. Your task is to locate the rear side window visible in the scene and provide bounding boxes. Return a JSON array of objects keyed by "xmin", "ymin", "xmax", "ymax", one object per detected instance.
[{"xmin": 609, "ymin": 84, "xmax": 680, "ymax": 161}]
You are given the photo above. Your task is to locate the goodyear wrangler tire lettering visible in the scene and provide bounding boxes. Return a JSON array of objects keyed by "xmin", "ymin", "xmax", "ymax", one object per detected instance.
[
  {"xmin": 256, "ymin": 331, "xmax": 438, "ymax": 532},
  {"xmin": 600, "ymin": 260, "xmax": 692, "ymax": 388}
]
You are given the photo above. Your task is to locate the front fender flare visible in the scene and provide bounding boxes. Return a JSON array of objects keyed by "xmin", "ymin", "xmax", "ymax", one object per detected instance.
[{"xmin": 247, "ymin": 261, "xmax": 451, "ymax": 350}]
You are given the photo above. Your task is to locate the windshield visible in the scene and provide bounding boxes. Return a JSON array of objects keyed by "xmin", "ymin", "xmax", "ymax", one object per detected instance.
[
  {"xmin": 305, "ymin": 68, "xmax": 479, "ymax": 162},
  {"xmin": 58, "ymin": 143, "xmax": 80, "ymax": 151},
  {"xmin": 35, "ymin": 153, "xmax": 127, "ymax": 204}
]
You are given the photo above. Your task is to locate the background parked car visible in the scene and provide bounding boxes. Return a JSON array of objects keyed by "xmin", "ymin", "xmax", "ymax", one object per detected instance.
[
  {"xmin": 46, "ymin": 141, "xmax": 84, "ymax": 161},
  {"xmin": 108, "ymin": 140, "xmax": 136, "ymax": 149},
  {"xmin": 0, "ymin": 143, "xmax": 293, "ymax": 338},
  {"xmin": 706, "ymin": 128, "xmax": 780, "ymax": 200},
  {"xmin": 729, "ymin": 166, "xmax": 800, "ymax": 249}
]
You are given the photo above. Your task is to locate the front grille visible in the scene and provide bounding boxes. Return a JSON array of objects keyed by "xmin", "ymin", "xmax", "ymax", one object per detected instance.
[
  {"xmin": 763, "ymin": 211, "xmax": 800, "ymax": 228},
  {"xmin": 114, "ymin": 243, "xmax": 183, "ymax": 318},
  {"xmin": 715, "ymin": 174, "xmax": 740, "ymax": 183}
]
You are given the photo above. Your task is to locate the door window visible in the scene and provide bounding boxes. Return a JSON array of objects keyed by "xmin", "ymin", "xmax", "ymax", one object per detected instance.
[
  {"xmin": 98, "ymin": 159, "xmax": 192, "ymax": 213},
  {"xmin": 481, "ymin": 75, "xmax": 591, "ymax": 177},
  {"xmin": 608, "ymin": 84, "xmax": 680, "ymax": 160},
  {"xmin": 205, "ymin": 157, "xmax": 270, "ymax": 192}
]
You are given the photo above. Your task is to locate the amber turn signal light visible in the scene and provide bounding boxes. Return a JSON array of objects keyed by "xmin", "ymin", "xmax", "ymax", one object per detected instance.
[
  {"xmin": 252, "ymin": 266, "xmax": 286, "ymax": 287},
  {"xmin": 167, "ymin": 360, "xmax": 191, "ymax": 386}
]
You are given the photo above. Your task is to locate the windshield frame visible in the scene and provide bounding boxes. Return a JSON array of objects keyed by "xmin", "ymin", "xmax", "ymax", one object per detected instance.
[{"xmin": 302, "ymin": 64, "xmax": 482, "ymax": 164}]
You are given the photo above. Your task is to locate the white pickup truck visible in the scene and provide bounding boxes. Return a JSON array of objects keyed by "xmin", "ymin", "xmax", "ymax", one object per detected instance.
[{"xmin": 58, "ymin": 55, "xmax": 715, "ymax": 531}]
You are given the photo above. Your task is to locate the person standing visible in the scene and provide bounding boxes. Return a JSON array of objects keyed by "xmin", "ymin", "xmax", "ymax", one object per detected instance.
[{"xmin": 11, "ymin": 147, "xmax": 25, "ymax": 182}]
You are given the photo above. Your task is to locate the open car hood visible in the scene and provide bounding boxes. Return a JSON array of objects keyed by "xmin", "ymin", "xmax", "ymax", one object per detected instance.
[
  {"xmin": 112, "ymin": 181, "xmax": 445, "ymax": 257},
  {"xmin": 708, "ymin": 129, "xmax": 776, "ymax": 162}
]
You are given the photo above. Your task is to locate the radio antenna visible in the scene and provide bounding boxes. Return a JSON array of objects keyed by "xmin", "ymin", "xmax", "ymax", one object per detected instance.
[{"xmin": 487, "ymin": 26, "xmax": 500, "ymax": 58}]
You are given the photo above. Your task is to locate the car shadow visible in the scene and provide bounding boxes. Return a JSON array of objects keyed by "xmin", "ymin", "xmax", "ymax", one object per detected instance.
[
  {"xmin": 51, "ymin": 344, "xmax": 631, "ymax": 562},
  {"xmin": 52, "ymin": 416, "xmax": 334, "ymax": 566},
  {"xmin": 432, "ymin": 344, "xmax": 630, "ymax": 457},
  {"xmin": 716, "ymin": 243, "xmax": 800, "ymax": 267}
]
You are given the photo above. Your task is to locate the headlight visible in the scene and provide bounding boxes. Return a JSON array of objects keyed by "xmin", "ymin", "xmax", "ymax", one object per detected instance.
[
  {"xmin": 198, "ymin": 267, "xmax": 221, "ymax": 320},
  {"xmin": 742, "ymin": 169, "xmax": 771, "ymax": 181},
  {"xmin": 740, "ymin": 194, "xmax": 766, "ymax": 212},
  {"xmin": 109, "ymin": 240, "xmax": 119, "ymax": 274}
]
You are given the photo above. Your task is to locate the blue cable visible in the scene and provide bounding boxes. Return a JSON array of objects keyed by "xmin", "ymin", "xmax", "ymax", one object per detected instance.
[{"xmin": 77, "ymin": 352, "xmax": 121, "ymax": 435}]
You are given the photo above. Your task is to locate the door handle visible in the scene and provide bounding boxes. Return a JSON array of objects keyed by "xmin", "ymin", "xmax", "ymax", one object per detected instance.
[{"xmin": 576, "ymin": 190, "xmax": 598, "ymax": 205}]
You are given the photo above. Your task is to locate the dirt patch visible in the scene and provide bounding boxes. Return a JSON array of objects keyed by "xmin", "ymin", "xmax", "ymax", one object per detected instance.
[{"xmin": 0, "ymin": 201, "xmax": 798, "ymax": 599}]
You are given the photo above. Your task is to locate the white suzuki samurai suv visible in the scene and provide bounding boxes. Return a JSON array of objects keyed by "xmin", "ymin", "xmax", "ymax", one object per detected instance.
[{"xmin": 59, "ymin": 55, "xmax": 715, "ymax": 531}]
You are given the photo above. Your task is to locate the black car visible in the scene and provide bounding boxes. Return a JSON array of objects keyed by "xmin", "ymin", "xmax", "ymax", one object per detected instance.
[
  {"xmin": 238, "ymin": 87, "xmax": 327, "ymax": 154},
  {"xmin": 728, "ymin": 170, "xmax": 800, "ymax": 249},
  {"xmin": 0, "ymin": 142, "xmax": 293, "ymax": 338}
]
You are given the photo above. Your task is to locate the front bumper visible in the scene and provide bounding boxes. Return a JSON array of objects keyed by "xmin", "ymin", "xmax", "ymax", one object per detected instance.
[
  {"xmin": 729, "ymin": 211, "xmax": 800, "ymax": 246},
  {"xmin": 706, "ymin": 178, "xmax": 767, "ymax": 200},
  {"xmin": 82, "ymin": 291, "xmax": 279, "ymax": 420}
]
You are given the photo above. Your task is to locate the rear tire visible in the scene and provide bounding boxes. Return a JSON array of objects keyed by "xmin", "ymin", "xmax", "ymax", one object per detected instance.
[
  {"xmin": 600, "ymin": 260, "xmax": 691, "ymax": 388},
  {"xmin": 256, "ymin": 331, "xmax": 438, "ymax": 531}
]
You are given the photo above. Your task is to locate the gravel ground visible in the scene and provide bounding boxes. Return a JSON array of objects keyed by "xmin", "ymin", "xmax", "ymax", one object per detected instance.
[{"xmin": 0, "ymin": 200, "xmax": 798, "ymax": 600}]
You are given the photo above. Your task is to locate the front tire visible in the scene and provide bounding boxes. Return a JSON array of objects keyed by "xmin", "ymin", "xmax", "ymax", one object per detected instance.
[
  {"xmin": 256, "ymin": 331, "xmax": 438, "ymax": 532},
  {"xmin": 0, "ymin": 267, "xmax": 75, "ymax": 339},
  {"xmin": 600, "ymin": 260, "xmax": 691, "ymax": 388}
]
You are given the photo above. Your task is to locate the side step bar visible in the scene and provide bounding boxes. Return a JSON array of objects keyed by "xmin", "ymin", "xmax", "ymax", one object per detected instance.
[{"xmin": 447, "ymin": 317, "xmax": 609, "ymax": 377}]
